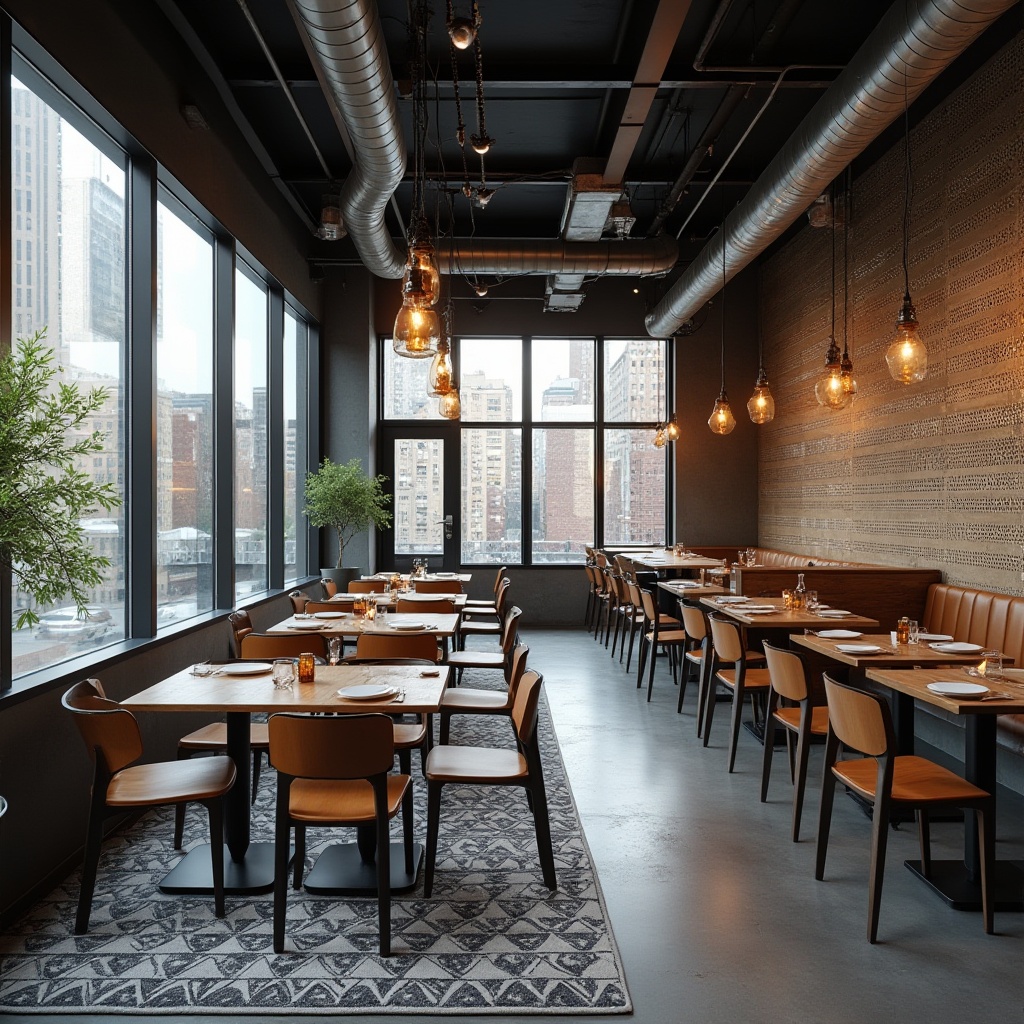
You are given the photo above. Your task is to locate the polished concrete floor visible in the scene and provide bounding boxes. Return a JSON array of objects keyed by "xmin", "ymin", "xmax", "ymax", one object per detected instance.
[{"xmin": 10, "ymin": 627, "xmax": 1023, "ymax": 1022}]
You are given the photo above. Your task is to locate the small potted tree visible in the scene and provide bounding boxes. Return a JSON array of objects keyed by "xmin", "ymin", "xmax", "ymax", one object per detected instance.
[{"xmin": 303, "ymin": 457, "xmax": 392, "ymax": 589}]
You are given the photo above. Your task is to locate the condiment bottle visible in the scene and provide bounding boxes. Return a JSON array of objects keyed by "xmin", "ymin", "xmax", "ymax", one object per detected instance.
[
  {"xmin": 297, "ymin": 652, "xmax": 315, "ymax": 683},
  {"xmin": 792, "ymin": 572, "xmax": 807, "ymax": 610},
  {"xmin": 896, "ymin": 617, "xmax": 910, "ymax": 645}
]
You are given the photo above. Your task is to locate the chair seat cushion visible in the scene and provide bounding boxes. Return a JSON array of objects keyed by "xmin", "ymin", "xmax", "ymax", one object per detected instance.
[
  {"xmin": 773, "ymin": 705, "xmax": 829, "ymax": 735},
  {"xmin": 715, "ymin": 667, "xmax": 772, "ymax": 690},
  {"xmin": 465, "ymin": 598, "xmax": 497, "ymax": 607},
  {"xmin": 645, "ymin": 629, "xmax": 688, "ymax": 643},
  {"xmin": 393, "ymin": 721, "xmax": 428, "ymax": 748},
  {"xmin": 459, "ymin": 622, "xmax": 501, "ymax": 635},
  {"xmin": 108, "ymin": 756, "xmax": 236, "ymax": 807},
  {"xmin": 657, "ymin": 614, "xmax": 681, "ymax": 627},
  {"xmin": 447, "ymin": 651, "xmax": 505, "ymax": 669},
  {"xmin": 442, "ymin": 688, "xmax": 510, "ymax": 711},
  {"xmin": 833, "ymin": 755, "xmax": 990, "ymax": 804},
  {"xmin": 289, "ymin": 774, "xmax": 410, "ymax": 822},
  {"xmin": 178, "ymin": 722, "xmax": 270, "ymax": 750},
  {"xmin": 426, "ymin": 744, "xmax": 528, "ymax": 783}
]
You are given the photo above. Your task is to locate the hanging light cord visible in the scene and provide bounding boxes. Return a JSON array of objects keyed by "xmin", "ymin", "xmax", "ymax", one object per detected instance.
[
  {"xmin": 901, "ymin": 73, "xmax": 912, "ymax": 301},
  {"xmin": 843, "ymin": 168, "xmax": 851, "ymax": 358},
  {"xmin": 472, "ymin": 5, "xmax": 488, "ymax": 143},
  {"xmin": 720, "ymin": 221, "xmax": 727, "ymax": 391},
  {"xmin": 830, "ymin": 180, "xmax": 836, "ymax": 340}
]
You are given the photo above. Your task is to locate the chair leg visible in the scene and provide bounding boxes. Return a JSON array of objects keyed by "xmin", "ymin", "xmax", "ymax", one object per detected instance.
[
  {"xmin": 251, "ymin": 750, "xmax": 262, "ymax": 805},
  {"xmin": 206, "ymin": 799, "xmax": 226, "ymax": 918},
  {"xmin": 375, "ymin": 803, "xmax": 391, "ymax": 957},
  {"xmin": 292, "ymin": 824, "xmax": 307, "ymax": 890},
  {"xmin": 976, "ymin": 805, "xmax": 994, "ymax": 935},
  {"xmin": 529, "ymin": 779, "xmax": 557, "ymax": 891},
  {"xmin": 75, "ymin": 792, "xmax": 107, "ymax": 935},
  {"xmin": 402, "ymin": 784, "xmax": 415, "ymax": 876},
  {"xmin": 625, "ymin": 621, "xmax": 637, "ymax": 671},
  {"xmin": 636, "ymin": 633, "xmax": 649, "ymax": 689},
  {"xmin": 424, "ymin": 781, "xmax": 442, "ymax": 898},
  {"xmin": 916, "ymin": 809, "xmax": 931, "ymax": 877},
  {"xmin": 867, "ymin": 792, "xmax": 891, "ymax": 944},
  {"xmin": 273, "ymin": 790, "xmax": 291, "ymax": 953},
  {"xmin": 440, "ymin": 712, "xmax": 452, "ymax": 745},
  {"xmin": 696, "ymin": 642, "xmax": 712, "ymax": 738},
  {"xmin": 646, "ymin": 639, "xmax": 657, "ymax": 702},
  {"xmin": 815, "ymin": 735, "xmax": 840, "ymax": 882},
  {"xmin": 702, "ymin": 669, "xmax": 720, "ymax": 747},
  {"xmin": 760, "ymin": 710, "xmax": 777, "ymax": 803},
  {"xmin": 792, "ymin": 723, "xmax": 812, "ymax": 843},
  {"xmin": 727, "ymin": 681, "xmax": 744, "ymax": 773},
  {"xmin": 173, "ymin": 748, "xmax": 190, "ymax": 850}
]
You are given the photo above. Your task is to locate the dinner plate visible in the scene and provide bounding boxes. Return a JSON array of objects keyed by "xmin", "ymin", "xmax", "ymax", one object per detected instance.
[
  {"xmin": 288, "ymin": 621, "xmax": 328, "ymax": 630},
  {"xmin": 928, "ymin": 641, "xmax": 983, "ymax": 653},
  {"xmin": 336, "ymin": 683, "xmax": 398, "ymax": 700},
  {"xmin": 926, "ymin": 681, "xmax": 989, "ymax": 699},
  {"xmin": 717, "ymin": 596, "xmax": 749, "ymax": 604},
  {"xmin": 835, "ymin": 643, "xmax": 882, "ymax": 654},
  {"xmin": 218, "ymin": 662, "xmax": 272, "ymax": 676},
  {"xmin": 433, "ymin": 572, "xmax": 459, "ymax": 578},
  {"xmin": 391, "ymin": 620, "xmax": 426, "ymax": 631},
  {"xmin": 314, "ymin": 611, "xmax": 345, "ymax": 619},
  {"xmin": 817, "ymin": 629, "xmax": 863, "ymax": 639},
  {"xmin": 742, "ymin": 605, "xmax": 777, "ymax": 612},
  {"xmin": 918, "ymin": 633, "xmax": 953, "ymax": 642},
  {"xmin": 817, "ymin": 609, "xmax": 852, "ymax": 617}
]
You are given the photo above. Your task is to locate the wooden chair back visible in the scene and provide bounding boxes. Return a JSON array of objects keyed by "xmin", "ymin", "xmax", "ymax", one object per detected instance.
[
  {"xmin": 320, "ymin": 578, "xmax": 338, "ymax": 599},
  {"xmin": 396, "ymin": 598, "xmax": 455, "ymax": 614},
  {"xmin": 507, "ymin": 643, "xmax": 529, "ymax": 689},
  {"xmin": 304, "ymin": 600, "xmax": 354, "ymax": 614},
  {"xmin": 511, "ymin": 670, "xmax": 544, "ymax": 746},
  {"xmin": 490, "ymin": 565, "xmax": 508, "ymax": 597},
  {"xmin": 681, "ymin": 605, "xmax": 707, "ymax": 643},
  {"xmin": 239, "ymin": 632, "xmax": 329, "ymax": 660},
  {"xmin": 349, "ymin": 580, "xmax": 385, "ymax": 593},
  {"xmin": 355, "ymin": 632, "xmax": 440, "ymax": 662},
  {"xmin": 500, "ymin": 606, "xmax": 523, "ymax": 653},
  {"xmin": 228, "ymin": 610, "xmax": 253, "ymax": 657},
  {"xmin": 62, "ymin": 679, "xmax": 142, "ymax": 775},
  {"xmin": 708, "ymin": 614, "xmax": 744, "ymax": 663},
  {"xmin": 822, "ymin": 674, "xmax": 890, "ymax": 757},
  {"xmin": 638, "ymin": 587, "xmax": 658, "ymax": 626},
  {"xmin": 414, "ymin": 579, "xmax": 463, "ymax": 594},
  {"xmin": 594, "ymin": 551, "xmax": 609, "ymax": 568},
  {"xmin": 626, "ymin": 578, "xmax": 643, "ymax": 612},
  {"xmin": 762, "ymin": 642, "xmax": 809, "ymax": 702},
  {"xmin": 269, "ymin": 712, "xmax": 394, "ymax": 779},
  {"xmin": 494, "ymin": 578, "xmax": 512, "ymax": 614},
  {"xmin": 288, "ymin": 590, "xmax": 309, "ymax": 614}
]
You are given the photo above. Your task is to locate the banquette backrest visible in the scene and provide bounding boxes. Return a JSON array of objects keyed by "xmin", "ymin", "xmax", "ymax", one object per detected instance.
[{"xmin": 749, "ymin": 547, "xmax": 874, "ymax": 569}]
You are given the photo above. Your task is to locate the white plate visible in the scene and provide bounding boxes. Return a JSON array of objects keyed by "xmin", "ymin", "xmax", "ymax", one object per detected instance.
[
  {"xmin": 336, "ymin": 683, "xmax": 398, "ymax": 700},
  {"xmin": 288, "ymin": 621, "xmax": 328, "ymax": 630},
  {"xmin": 742, "ymin": 608, "xmax": 777, "ymax": 614},
  {"xmin": 433, "ymin": 572, "xmax": 459, "ymax": 578},
  {"xmin": 817, "ymin": 629, "xmax": 863, "ymax": 639},
  {"xmin": 391, "ymin": 621, "xmax": 426, "ymax": 631},
  {"xmin": 835, "ymin": 644, "xmax": 882, "ymax": 654},
  {"xmin": 314, "ymin": 611, "xmax": 345, "ymax": 619},
  {"xmin": 817, "ymin": 609, "xmax": 853, "ymax": 617},
  {"xmin": 219, "ymin": 662, "xmax": 272, "ymax": 676},
  {"xmin": 918, "ymin": 633, "xmax": 953, "ymax": 642},
  {"xmin": 926, "ymin": 681, "xmax": 989, "ymax": 700},
  {"xmin": 717, "ymin": 596, "xmax": 749, "ymax": 604},
  {"xmin": 929, "ymin": 641, "xmax": 983, "ymax": 653}
]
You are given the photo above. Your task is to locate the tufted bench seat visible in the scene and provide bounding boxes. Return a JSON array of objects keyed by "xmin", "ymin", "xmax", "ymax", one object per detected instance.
[
  {"xmin": 747, "ymin": 547, "xmax": 875, "ymax": 569},
  {"xmin": 923, "ymin": 583, "xmax": 1024, "ymax": 756}
]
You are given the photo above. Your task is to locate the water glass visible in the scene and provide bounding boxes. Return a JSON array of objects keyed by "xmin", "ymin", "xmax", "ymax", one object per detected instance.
[
  {"xmin": 272, "ymin": 659, "xmax": 294, "ymax": 690},
  {"xmin": 806, "ymin": 590, "xmax": 818, "ymax": 612},
  {"xmin": 190, "ymin": 660, "xmax": 212, "ymax": 677},
  {"xmin": 980, "ymin": 650, "xmax": 1003, "ymax": 677},
  {"xmin": 908, "ymin": 619, "xmax": 920, "ymax": 644},
  {"xmin": 782, "ymin": 589, "xmax": 793, "ymax": 610},
  {"xmin": 328, "ymin": 637, "xmax": 342, "ymax": 665}
]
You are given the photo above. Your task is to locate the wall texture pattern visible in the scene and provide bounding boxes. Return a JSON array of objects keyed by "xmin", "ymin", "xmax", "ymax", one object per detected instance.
[{"xmin": 758, "ymin": 31, "xmax": 1024, "ymax": 595}]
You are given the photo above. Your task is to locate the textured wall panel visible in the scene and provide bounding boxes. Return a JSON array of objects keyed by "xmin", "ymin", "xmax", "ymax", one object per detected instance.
[{"xmin": 759, "ymin": 32, "xmax": 1024, "ymax": 596}]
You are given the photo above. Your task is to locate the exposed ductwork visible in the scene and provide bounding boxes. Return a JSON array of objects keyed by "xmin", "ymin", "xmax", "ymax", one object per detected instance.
[
  {"xmin": 645, "ymin": 0, "xmax": 1020, "ymax": 338},
  {"xmin": 291, "ymin": 0, "xmax": 407, "ymax": 279}
]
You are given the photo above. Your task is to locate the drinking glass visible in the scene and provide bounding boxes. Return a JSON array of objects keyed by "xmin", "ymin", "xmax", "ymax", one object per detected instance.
[
  {"xmin": 782, "ymin": 589, "xmax": 793, "ymax": 610},
  {"xmin": 190, "ymin": 660, "xmax": 212, "ymax": 677},
  {"xmin": 908, "ymin": 619, "xmax": 920, "ymax": 644},
  {"xmin": 272, "ymin": 659, "xmax": 294, "ymax": 690},
  {"xmin": 806, "ymin": 590, "xmax": 818, "ymax": 612},
  {"xmin": 328, "ymin": 637, "xmax": 342, "ymax": 665},
  {"xmin": 980, "ymin": 650, "xmax": 1003, "ymax": 677}
]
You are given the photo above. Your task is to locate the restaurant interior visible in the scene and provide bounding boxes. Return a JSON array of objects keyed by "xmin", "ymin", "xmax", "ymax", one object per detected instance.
[{"xmin": 0, "ymin": 0, "xmax": 1022, "ymax": 1018}]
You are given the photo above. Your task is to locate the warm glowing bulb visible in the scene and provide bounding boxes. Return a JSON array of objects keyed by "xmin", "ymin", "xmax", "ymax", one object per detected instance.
[
  {"xmin": 747, "ymin": 384, "xmax": 775, "ymax": 425},
  {"xmin": 886, "ymin": 297, "xmax": 927, "ymax": 384},
  {"xmin": 665, "ymin": 417, "xmax": 681, "ymax": 442},
  {"xmin": 405, "ymin": 244, "xmax": 441, "ymax": 307},
  {"xmin": 393, "ymin": 301, "xmax": 440, "ymax": 358},
  {"xmin": 448, "ymin": 16, "xmax": 477, "ymax": 48},
  {"xmin": 429, "ymin": 344, "xmax": 454, "ymax": 395},
  {"xmin": 814, "ymin": 340, "xmax": 850, "ymax": 410},
  {"xmin": 652, "ymin": 426, "xmax": 667, "ymax": 448},
  {"xmin": 439, "ymin": 388, "xmax": 461, "ymax": 419},
  {"xmin": 708, "ymin": 394, "xmax": 736, "ymax": 435},
  {"xmin": 471, "ymin": 134, "xmax": 493, "ymax": 155}
]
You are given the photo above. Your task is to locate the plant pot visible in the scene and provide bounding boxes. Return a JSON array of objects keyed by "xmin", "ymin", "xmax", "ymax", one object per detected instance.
[{"xmin": 320, "ymin": 567, "xmax": 362, "ymax": 590}]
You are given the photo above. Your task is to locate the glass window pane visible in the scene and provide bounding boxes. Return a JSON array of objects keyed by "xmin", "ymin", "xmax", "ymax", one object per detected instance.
[
  {"xmin": 10, "ymin": 76, "xmax": 127, "ymax": 676},
  {"xmin": 283, "ymin": 309, "xmax": 305, "ymax": 582},
  {"xmin": 234, "ymin": 268, "xmax": 268, "ymax": 601},
  {"xmin": 603, "ymin": 339, "xmax": 667, "ymax": 422},
  {"xmin": 532, "ymin": 429, "xmax": 593, "ymax": 563},
  {"xmin": 460, "ymin": 337, "xmax": 521, "ymax": 421},
  {"xmin": 603, "ymin": 428, "xmax": 665, "ymax": 545},
  {"xmin": 531, "ymin": 338, "xmax": 594, "ymax": 421},
  {"xmin": 461, "ymin": 428, "xmax": 521, "ymax": 563},
  {"xmin": 156, "ymin": 201, "xmax": 214, "ymax": 628},
  {"xmin": 393, "ymin": 438, "xmax": 445, "ymax": 555},
  {"xmin": 383, "ymin": 341, "xmax": 442, "ymax": 419}
]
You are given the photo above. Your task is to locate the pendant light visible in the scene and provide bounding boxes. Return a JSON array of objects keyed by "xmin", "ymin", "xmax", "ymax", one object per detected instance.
[
  {"xmin": 814, "ymin": 183, "xmax": 851, "ymax": 411},
  {"xmin": 435, "ymin": 303, "xmax": 461, "ymax": 417},
  {"xmin": 665, "ymin": 414, "xmax": 681, "ymax": 442},
  {"xmin": 709, "ymin": 220, "xmax": 736, "ymax": 435},
  {"xmin": 839, "ymin": 170, "xmax": 858, "ymax": 401},
  {"xmin": 746, "ymin": 279, "xmax": 775, "ymax": 424},
  {"xmin": 885, "ymin": 75, "xmax": 927, "ymax": 383}
]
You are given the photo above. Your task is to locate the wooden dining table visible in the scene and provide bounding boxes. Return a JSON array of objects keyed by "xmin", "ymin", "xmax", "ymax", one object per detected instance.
[
  {"xmin": 123, "ymin": 662, "xmax": 450, "ymax": 896},
  {"xmin": 864, "ymin": 666, "xmax": 1024, "ymax": 912},
  {"xmin": 326, "ymin": 590, "xmax": 469, "ymax": 607},
  {"xmin": 699, "ymin": 595, "xmax": 879, "ymax": 631},
  {"xmin": 629, "ymin": 551, "xmax": 726, "ymax": 572}
]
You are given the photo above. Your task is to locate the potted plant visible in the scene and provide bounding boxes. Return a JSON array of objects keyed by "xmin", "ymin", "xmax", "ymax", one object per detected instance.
[
  {"xmin": 0, "ymin": 330, "xmax": 121, "ymax": 645},
  {"xmin": 303, "ymin": 457, "xmax": 392, "ymax": 588}
]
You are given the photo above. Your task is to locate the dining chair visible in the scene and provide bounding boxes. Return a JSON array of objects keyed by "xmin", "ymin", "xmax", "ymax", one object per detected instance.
[
  {"xmin": 320, "ymin": 577, "xmax": 338, "ymax": 599},
  {"xmin": 456, "ymin": 578, "xmax": 510, "ymax": 650},
  {"xmin": 414, "ymin": 579, "xmax": 463, "ymax": 594},
  {"xmin": 304, "ymin": 599, "xmax": 355, "ymax": 614},
  {"xmin": 62, "ymin": 679, "xmax": 236, "ymax": 934},
  {"xmin": 816, "ymin": 674, "xmax": 994, "ymax": 942},
  {"xmin": 583, "ymin": 564, "xmax": 599, "ymax": 630},
  {"xmin": 760, "ymin": 642, "xmax": 829, "ymax": 841},
  {"xmin": 355, "ymin": 631, "xmax": 441, "ymax": 662},
  {"xmin": 228, "ymin": 609, "xmax": 253, "ymax": 657},
  {"xmin": 395, "ymin": 597, "xmax": 455, "ymax": 614},
  {"xmin": 288, "ymin": 590, "xmax": 309, "ymax": 614},
  {"xmin": 238, "ymin": 632, "xmax": 329, "ymax": 661},
  {"xmin": 446, "ymin": 606, "xmax": 523, "ymax": 689},
  {"xmin": 704, "ymin": 614, "xmax": 772, "ymax": 770},
  {"xmin": 623, "ymin": 579, "xmax": 649, "ymax": 672},
  {"xmin": 348, "ymin": 580, "xmax": 385, "ymax": 593},
  {"xmin": 440, "ymin": 643, "xmax": 529, "ymax": 743},
  {"xmin": 268, "ymin": 712, "xmax": 413, "ymax": 956},
  {"xmin": 463, "ymin": 564, "xmax": 506, "ymax": 620},
  {"xmin": 637, "ymin": 588, "xmax": 687, "ymax": 701},
  {"xmin": 679, "ymin": 603, "xmax": 711, "ymax": 715},
  {"xmin": 424, "ymin": 671, "xmax": 555, "ymax": 897}
]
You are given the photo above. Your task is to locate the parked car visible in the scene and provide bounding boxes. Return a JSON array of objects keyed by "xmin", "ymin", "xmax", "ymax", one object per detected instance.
[{"xmin": 35, "ymin": 606, "xmax": 114, "ymax": 642}]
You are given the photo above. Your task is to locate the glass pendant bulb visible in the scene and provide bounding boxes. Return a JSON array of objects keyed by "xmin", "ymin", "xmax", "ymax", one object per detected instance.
[
  {"xmin": 429, "ymin": 339, "xmax": 454, "ymax": 395},
  {"xmin": 746, "ymin": 368, "xmax": 775, "ymax": 425},
  {"xmin": 438, "ymin": 388, "xmax": 461, "ymax": 419},
  {"xmin": 407, "ymin": 241, "xmax": 441, "ymax": 307},
  {"xmin": 885, "ymin": 295, "xmax": 927, "ymax": 383},
  {"xmin": 814, "ymin": 338, "xmax": 850, "ymax": 410},
  {"xmin": 708, "ymin": 391, "xmax": 736, "ymax": 435},
  {"xmin": 665, "ymin": 415, "xmax": 681, "ymax": 442},
  {"xmin": 840, "ymin": 351, "xmax": 858, "ymax": 400},
  {"xmin": 393, "ymin": 300, "xmax": 440, "ymax": 359},
  {"xmin": 652, "ymin": 425, "xmax": 667, "ymax": 448}
]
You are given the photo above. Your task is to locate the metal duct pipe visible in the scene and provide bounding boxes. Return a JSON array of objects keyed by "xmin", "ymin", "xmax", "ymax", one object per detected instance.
[
  {"xmin": 441, "ymin": 235, "xmax": 679, "ymax": 276},
  {"xmin": 291, "ymin": 0, "xmax": 407, "ymax": 278},
  {"xmin": 645, "ymin": 0, "xmax": 1019, "ymax": 338}
]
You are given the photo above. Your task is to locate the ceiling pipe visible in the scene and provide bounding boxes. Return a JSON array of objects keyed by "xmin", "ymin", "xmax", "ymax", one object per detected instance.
[
  {"xmin": 290, "ymin": 0, "xmax": 407, "ymax": 278},
  {"xmin": 645, "ymin": 0, "xmax": 1020, "ymax": 338}
]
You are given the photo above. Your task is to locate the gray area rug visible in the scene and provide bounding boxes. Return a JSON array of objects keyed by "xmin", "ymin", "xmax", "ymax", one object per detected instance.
[{"xmin": 0, "ymin": 672, "xmax": 631, "ymax": 1014}]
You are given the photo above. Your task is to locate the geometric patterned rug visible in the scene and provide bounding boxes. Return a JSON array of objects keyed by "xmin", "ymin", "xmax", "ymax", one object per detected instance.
[{"xmin": 0, "ymin": 671, "xmax": 632, "ymax": 1014}]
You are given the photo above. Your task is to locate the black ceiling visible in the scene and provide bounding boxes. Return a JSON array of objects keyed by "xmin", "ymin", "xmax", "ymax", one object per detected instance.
[{"xmin": 158, "ymin": 0, "xmax": 1011, "ymax": 273}]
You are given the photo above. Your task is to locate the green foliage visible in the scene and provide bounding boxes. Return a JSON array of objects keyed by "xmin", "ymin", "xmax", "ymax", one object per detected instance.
[
  {"xmin": 0, "ymin": 331, "xmax": 122, "ymax": 627},
  {"xmin": 303, "ymin": 457, "xmax": 392, "ymax": 568}
]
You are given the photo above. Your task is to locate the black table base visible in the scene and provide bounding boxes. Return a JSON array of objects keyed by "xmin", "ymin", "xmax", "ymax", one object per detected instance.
[
  {"xmin": 159, "ymin": 841, "xmax": 292, "ymax": 895},
  {"xmin": 304, "ymin": 841, "xmax": 424, "ymax": 895},
  {"xmin": 905, "ymin": 858, "xmax": 1024, "ymax": 912}
]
